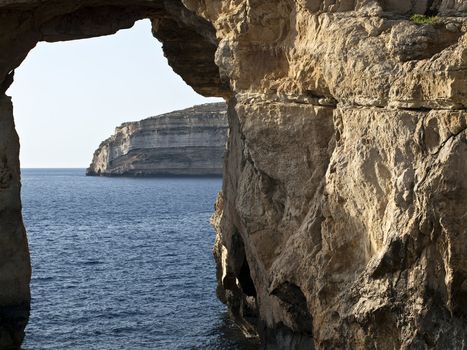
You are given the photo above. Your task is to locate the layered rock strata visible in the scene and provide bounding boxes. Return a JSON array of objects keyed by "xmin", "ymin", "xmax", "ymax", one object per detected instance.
[
  {"xmin": 86, "ymin": 103, "xmax": 228, "ymax": 176},
  {"xmin": 0, "ymin": 0, "xmax": 466, "ymax": 349}
]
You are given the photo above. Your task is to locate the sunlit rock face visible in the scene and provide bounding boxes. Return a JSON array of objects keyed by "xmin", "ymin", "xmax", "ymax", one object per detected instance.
[
  {"xmin": 87, "ymin": 103, "xmax": 228, "ymax": 176},
  {"xmin": 194, "ymin": 1, "xmax": 467, "ymax": 349},
  {"xmin": 0, "ymin": 0, "xmax": 466, "ymax": 349}
]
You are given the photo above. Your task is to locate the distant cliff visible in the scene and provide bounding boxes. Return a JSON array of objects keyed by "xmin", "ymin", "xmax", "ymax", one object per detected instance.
[{"xmin": 87, "ymin": 103, "xmax": 227, "ymax": 176}]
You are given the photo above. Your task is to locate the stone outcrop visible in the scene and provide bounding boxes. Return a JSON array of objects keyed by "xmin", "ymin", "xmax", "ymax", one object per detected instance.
[
  {"xmin": 0, "ymin": 1, "xmax": 466, "ymax": 349},
  {"xmin": 86, "ymin": 103, "xmax": 228, "ymax": 176}
]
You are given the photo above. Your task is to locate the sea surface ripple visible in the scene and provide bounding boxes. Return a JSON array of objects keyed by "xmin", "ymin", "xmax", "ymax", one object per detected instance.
[{"xmin": 21, "ymin": 169, "xmax": 258, "ymax": 350}]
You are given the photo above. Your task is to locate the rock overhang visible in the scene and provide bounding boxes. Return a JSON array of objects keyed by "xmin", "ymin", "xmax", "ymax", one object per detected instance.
[{"xmin": 0, "ymin": 0, "xmax": 231, "ymax": 98}]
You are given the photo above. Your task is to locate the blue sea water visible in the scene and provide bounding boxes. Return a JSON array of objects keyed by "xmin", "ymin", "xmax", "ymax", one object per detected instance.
[{"xmin": 20, "ymin": 169, "xmax": 258, "ymax": 350}]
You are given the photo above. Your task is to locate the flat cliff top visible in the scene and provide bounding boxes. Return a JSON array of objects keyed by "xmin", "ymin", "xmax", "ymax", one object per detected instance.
[
  {"xmin": 95, "ymin": 102, "xmax": 228, "ymax": 151},
  {"xmin": 120, "ymin": 102, "xmax": 228, "ymax": 127}
]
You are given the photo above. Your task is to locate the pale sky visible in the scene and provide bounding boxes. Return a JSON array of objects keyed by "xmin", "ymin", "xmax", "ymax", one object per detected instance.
[{"xmin": 8, "ymin": 19, "xmax": 223, "ymax": 168}]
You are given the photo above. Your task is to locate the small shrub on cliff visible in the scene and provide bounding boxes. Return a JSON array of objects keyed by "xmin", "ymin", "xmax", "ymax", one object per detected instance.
[{"xmin": 410, "ymin": 14, "xmax": 440, "ymax": 25}]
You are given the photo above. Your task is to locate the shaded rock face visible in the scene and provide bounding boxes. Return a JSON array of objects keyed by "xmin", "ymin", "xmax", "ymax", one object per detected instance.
[
  {"xmin": 86, "ymin": 103, "xmax": 228, "ymax": 177},
  {"xmin": 0, "ymin": 0, "xmax": 466, "ymax": 349}
]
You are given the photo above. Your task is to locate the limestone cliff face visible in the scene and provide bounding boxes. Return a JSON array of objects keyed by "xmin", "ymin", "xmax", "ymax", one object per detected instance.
[
  {"xmin": 86, "ymin": 103, "xmax": 227, "ymax": 176},
  {"xmin": 189, "ymin": 1, "xmax": 467, "ymax": 348},
  {"xmin": 0, "ymin": 1, "xmax": 466, "ymax": 349}
]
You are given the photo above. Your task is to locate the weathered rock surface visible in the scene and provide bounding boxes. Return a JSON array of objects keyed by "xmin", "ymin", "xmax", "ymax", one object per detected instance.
[
  {"xmin": 0, "ymin": 0, "xmax": 466, "ymax": 349},
  {"xmin": 86, "ymin": 103, "xmax": 228, "ymax": 177}
]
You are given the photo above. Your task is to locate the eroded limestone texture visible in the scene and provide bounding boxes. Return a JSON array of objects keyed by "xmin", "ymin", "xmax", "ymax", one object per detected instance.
[
  {"xmin": 87, "ymin": 103, "xmax": 228, "ymax": 176},
  {"xmin": 200, "ymin": 1, "xmax": 467, "ymax": 348},
  {"xmin": 0, "ymin": 0, "xmax": 466, "ymax": 349}
]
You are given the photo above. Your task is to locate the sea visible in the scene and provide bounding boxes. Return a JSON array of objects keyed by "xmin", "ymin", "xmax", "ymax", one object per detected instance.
[{"xmin": 20, "ymin": 169, "xmax": 258, "ymax": 350}]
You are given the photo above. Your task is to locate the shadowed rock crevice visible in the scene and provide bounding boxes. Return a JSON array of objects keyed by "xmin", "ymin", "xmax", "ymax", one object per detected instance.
[
  {"xmin": 271, "ymin": 282, "xmax": 313, "ymax": 336},
  {"xmin": 215, "ymin": 228, "xmax": 260, "ymax": 338},
  {"xmin": 238, "ymin": 257, "xmax": 257, "ymax": 298},
  {"xmin": 425, "ymin": 0, "xmax": 441, "ymax": 16}
]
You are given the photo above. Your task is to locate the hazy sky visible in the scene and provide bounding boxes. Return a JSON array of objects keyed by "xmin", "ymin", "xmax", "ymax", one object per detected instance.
[{"xmin": 8, "ymin": 19, "xmax": 223, "ymax": 168}]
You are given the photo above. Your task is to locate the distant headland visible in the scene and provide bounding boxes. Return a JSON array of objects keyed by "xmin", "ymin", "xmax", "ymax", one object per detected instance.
[{"xmin": 86, "ymin": 103, "xmax": 227, "ymax": 177}]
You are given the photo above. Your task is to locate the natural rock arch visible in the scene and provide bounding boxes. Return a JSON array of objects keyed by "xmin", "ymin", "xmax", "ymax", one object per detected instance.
[
  {"xmin": 0, "ymin": 2, "xmax": 229, "ymax": 347},
  {"xmin": 1, "ymin": 1, "xmax": 467, "ymax": 349}
]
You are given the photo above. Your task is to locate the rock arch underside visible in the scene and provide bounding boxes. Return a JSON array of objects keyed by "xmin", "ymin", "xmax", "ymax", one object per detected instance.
[{"xmin": 0, "ymin": 0, "xmax": 466, "ymax": 349}]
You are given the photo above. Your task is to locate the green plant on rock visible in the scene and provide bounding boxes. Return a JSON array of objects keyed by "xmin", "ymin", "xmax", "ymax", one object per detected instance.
[{"xmin": 410, "ymin": 14, "xmax": 440, "ymax": 25}]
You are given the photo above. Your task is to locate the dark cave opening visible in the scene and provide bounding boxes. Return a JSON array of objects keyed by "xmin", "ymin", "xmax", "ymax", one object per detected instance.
[
  {"xmin": 271, "ymin": 282, "xmax": 313, "ymax": 335},
  {"xmin": 229, "ymin": 229, "xmax": 257, "ymax": 298},
  {"xmin": 238, "ymin": 257, "xmax": 257, "ymax": 298}
]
